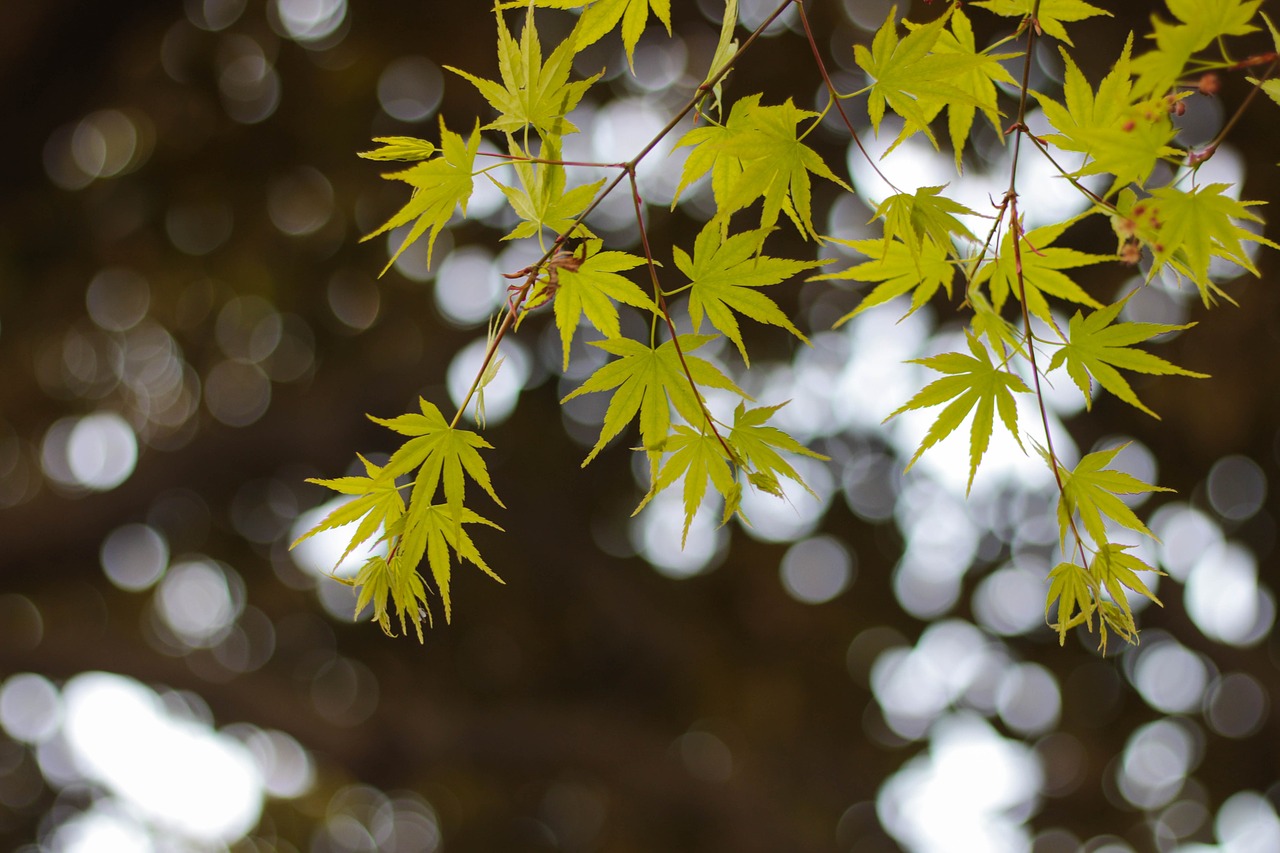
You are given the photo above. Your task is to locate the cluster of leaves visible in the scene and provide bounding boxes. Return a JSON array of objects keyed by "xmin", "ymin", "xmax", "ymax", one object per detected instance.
[{"xmin": 296, "ymin": 0, "xmax": 1279, "ymax": 647}]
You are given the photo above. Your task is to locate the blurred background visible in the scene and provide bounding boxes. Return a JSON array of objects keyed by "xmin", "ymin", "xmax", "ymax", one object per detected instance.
[{"xmin": 3, "ymin": 0, "xmax": 1280, "ymax": 850}]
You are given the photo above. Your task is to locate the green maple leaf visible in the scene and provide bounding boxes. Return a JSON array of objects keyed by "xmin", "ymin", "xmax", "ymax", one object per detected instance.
[
  {"xmin": 372, "ymin": 398, "xmax": 504, "ymax": 531},
  {"xmin": 972, "ymin": 0, "xmax": 1111, "ymax": 46},
  {"xmin": 706, "ymin": 98, "xmax": 853, "ymax": 238},
  {"xmin": 539, "ymin": 249, "xmax": 658, "ymax": 371},
  {"xmin": 727, "ymin": 401, "xmax": 827, "ymax": 500},
  {"xmin": 362, "ymin": 118, "xmax": 480, "ymax": 275},
  {"xmin": 561, "ymin": 334, "xmax": 748, "ymax": 466},
  {"xmin": 292, "ymin": 454, "xmax": 404, "ymax": 569},
  {"xmin": 1045, "ymin": 560, "xmax": 1096, "ymax": 645},
  {"xmin": 1145, "ymin": 183, "xmax": 1279, "ymax": 304},
  {"xmin": 1034, "ymin": 37, "xmax": 1181, "ymax": 193},
  {"xmin": 873, "ymin": 185, "xmax": 978, "ymax": 258},
  {"xmin": 358, "ymin": 137, "xmax": 437, "ymax": 162},
  {"xmin": 814, "ymin": 236, "xmax": 956, "ymax": 325},
  {"xmin": 1047, "ymin": 296, "xmax": 1208, "ymax": 418},
  {"xmin": 674, "ymin": 222, "xmax": 825, "ymax": 365},
  {"xmin": 671, "ymin": 93, "xmax": 759, "ymax": 207},
  {"xmin": 494, "ymin": 141, "xmax": 604, "ymax": 242},
  {"xmin": 394, "ymin": 504, "xmax": 503, "ymax": 626},
  {"xmin": 972, "ymin": 217, "xmax": 1108, "ymax": 325},
  {"xmin": 932, "ymin": 9, "xmax": 1019, "ymax": 169},
  {"xmin": 634, "ymin": 425, "xmax": 736, "ymax": 545},
  {"xmin": 699, "ymin": 0, "xmax": 740, "ymax": 117},
  {"xmin": 855, "ymin": 6, "xmax": 990, "ymax": 153},
  {"xmin": 571, "ymin": 0, "xmax": 672, "ymax": 67},
  {"xmin": 888, "ymin": 331, "xmax": 1031, "ymax": 494},
  {"xmin": 351, "ymin": 555, "xmax": 432, "ymax": 641},
  {"xmin": 1090, "ymin": 542, "xmax": 1163, "ymax": 629},
  {"xmin": 446, "ymin": 12, "xmax": 600, "ymax": 139},
  {"xmin": 1132, "ymin": 0, "xmax": 1261, "ymax": 95},
  {"xmin": 1051, "ymin": 444, "xmax": 1172, "ymax": 549}
]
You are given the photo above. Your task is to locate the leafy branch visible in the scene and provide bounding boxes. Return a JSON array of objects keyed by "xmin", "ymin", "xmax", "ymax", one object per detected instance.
[{"xmin": 297, "ymin": 0, "xmax": 1279, "ymax": 649}]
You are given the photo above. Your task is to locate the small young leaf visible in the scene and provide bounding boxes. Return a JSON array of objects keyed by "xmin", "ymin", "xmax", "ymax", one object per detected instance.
[
  {"xmin": 634, "ymin": 425, "xmax": 736, "ymax": 546},
  {"xmin": 544, "ymin": 250, "xmax": 659, "ymax": 371},
  {"xmin": 815, "ymin": 236, "xmax": 956, "ymax": 325},
  {"xmin": 359, "ymin": 137, "xmax": 437, "ymax": 161},
  {"xmin": 1046, "ymin": 560, "xmax": 1096, "ymax": 645},
  {"xmin": 971, "ymin": 0, "xmax": 1111, "ymax": 46},
  {"xmin": 727, "ymin": 401, "xmax": 828, "ymax": 499}
]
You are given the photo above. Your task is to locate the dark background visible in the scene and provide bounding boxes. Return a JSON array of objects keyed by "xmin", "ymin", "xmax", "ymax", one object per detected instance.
[{"xmin": 2, "ymin": 1, "xmax": 1280, "ymax": 851}]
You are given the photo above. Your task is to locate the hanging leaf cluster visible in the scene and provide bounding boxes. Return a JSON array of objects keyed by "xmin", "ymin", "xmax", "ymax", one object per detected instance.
[{"xmin": 295, "ymin": 0, "xmax": 1279, "ymax": 648}]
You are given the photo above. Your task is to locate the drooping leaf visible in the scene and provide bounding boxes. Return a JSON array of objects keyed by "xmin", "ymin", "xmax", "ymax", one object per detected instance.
[
  {"xmin": 351, "ymin": 555, "xmax": 432, "ymax": 641},
  {"xmin": 394, "ymin": 504, "xmax": 503, "ymax": 625},
  {"xmin": 1045, "ymin": 560, "xmax": 1096, "ymax": 645},
  {"xmin": 814, "ymin": 235, "xmax": 956, "ymax": 324},
  {"xmin": 362, "ymin": 118, "xmax": 480, "ymax": 275},
  {"xmin": 1090, "ymin": 542, "xmax": 1163, "ymax": 629},
  {"xmin": 674, "ymin": 222, "xmax": 825, "ymax": 364},
  {"xmin": 971, "ymin": 0, "xmax": 1111, "ymax": 46},
  {"xmin": 888, "ymin": 331, "xmax": 1031, "ymax": 493},
  {"xmin": 699, "ymin": 0, "xmax": 740, "ymax": 117},
  {"xmin": 539, "ymin": 249, "xmax": 658, "ymax": 371},
  {"xmin": 1047, "ymin": 296, "xmax": 1208, "ymax": 418},
  {"xmin": 561, "ymin": 335, "xmax": 749, "ymax": 467},
  {"xmin": 1051, "ymin": 444, "xmax": 1172, "ymax": 549},
  {"xmin": 446, "ymin": 12, "xmax": 600, "ymax": 139}
]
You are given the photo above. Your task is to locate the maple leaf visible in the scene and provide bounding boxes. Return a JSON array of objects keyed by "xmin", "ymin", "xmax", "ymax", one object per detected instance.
[
  {"xmin": 538, "ymin": 249, "xmax": 658, "ymax": 371},
  {"xmin": 351, "ymin": 555, "xmax": 432, "ymax": 641},
  {"xmin": 1050, "ymin": 444, "xmax": 1172, "ymax": 549},
  {"xmin": 855, "ymin": 6, "xmax": 990, "ymax": 153},
  {"xmin": 873, "ymin": 185, "xmax": 977, "ymax": 258},
  {"xmin": 572, "ymin": 0, "xmax": 672, "ymax": 67},
  {"xmin": 972, "ymin": 0, "xmax": 1111, "ymax": 46},
  {"xmin": 1047, "ymin": 296, "xmax": 1208, "ymax": 418},
  {"xmin": 1045, "ymin": 560, "xmax": 1096, "ymax": 645},
  {"xmin": 362, "ymin": 118, "xmax": 480, "ymax": 275},
  {"xmin": 1132, "ymin": 0, "xmax": 1261, "ymax": 95},
  {"xmin": 727, "ymin": 401, "xmax": 827, "ymax": 499},
  {"xmin": 446, "ymin": 12, "xmax": 600, "ymax": 139},
  {"xmin": 292, "ymin": 454, "xmax": 404, "ymax": 568},
  {"xmin": 704, "ymin": 98, "xmax": 853, "ymax": 238},
  {"xmin": 372, "ymin": 398, "xmax": 504, "ymax": 531},
  {"xmin": 634, "ymin": 425, "xmax": 735, "ymax": 545},
  {"xmin": 1145, "ymin": 183, "xmax": 1279, "ymax": 305},
  {"xmin": 358, "ymin": 137, "xmax": 437, "ymax": 161},
  {"xmin": 814, "ymin": 236, "xmax": 956, "ymax": 324},
  {"xmin": 494, "ymin": 141, "xmax": 604, "ymax": 242},
  {"xmin": 674, "ymin": 223, "xmax": 825, "ymax": 365},
  {"xmin": 698, "ymin": 0, "xmax": 740, "ymax": 117},
  {"xmin": 1034, "ymin": 37, "xmax": 1181, "ymax": 193},
  {"xmin": 561, "ymin": 334, "xmax": 748, "ymax": 466},
  {"xmin": 972, "ymin": 217, "xmax": 1109, "ymax": 325},
  {"xmin": 670, "ymin": 94, "xmax": 759, "ymax": 207},
  {"xmin": 394, "ymin": 504, "xmax": 503, "ymax": 625},
  {"xmin": 888, "ymin": 331, "xmax": 1031, "ymax": 493},
  {"xmin": 931, "ymin": 9, "xmax": 1019, "ymax": 170},
  {"xmin": 1090, "ymin": 542, "xmax": 1163, "ymax": 630}
]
